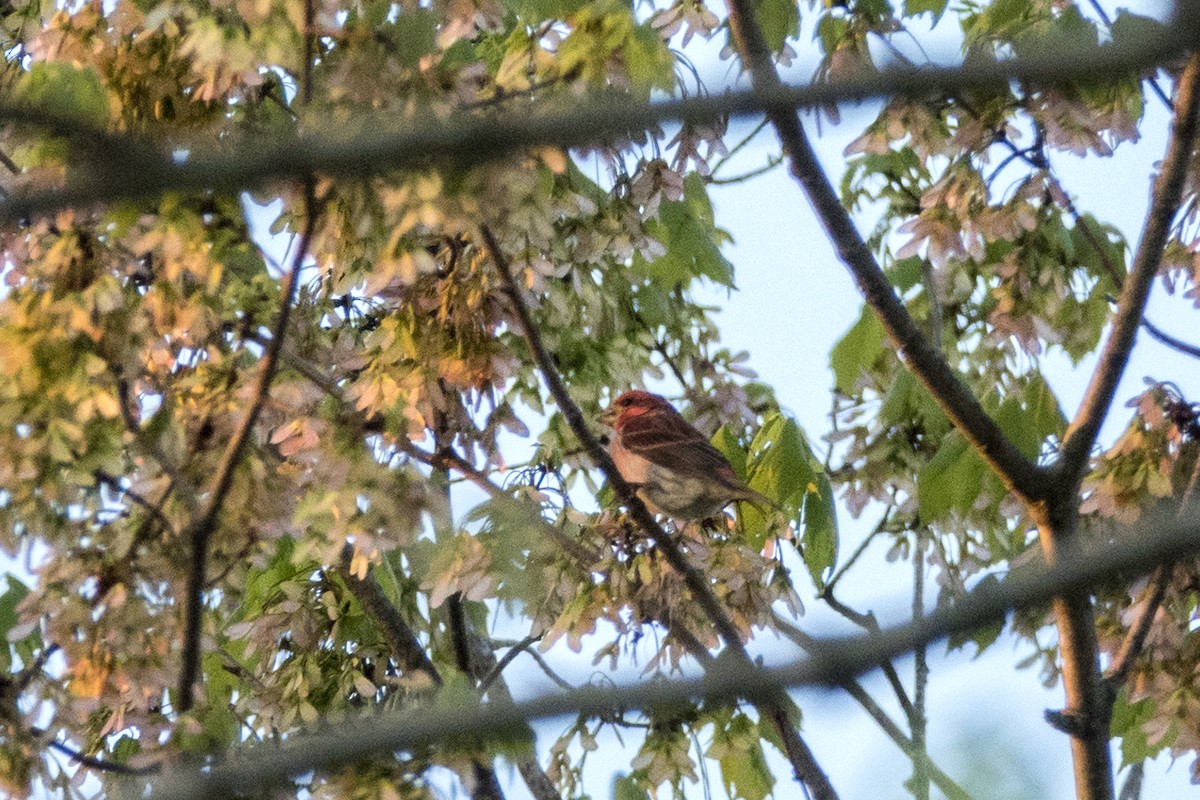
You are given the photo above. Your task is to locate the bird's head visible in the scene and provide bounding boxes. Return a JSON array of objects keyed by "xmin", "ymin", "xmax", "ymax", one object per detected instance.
[{"xmin": 599, "ymin": 390, "xmax": 669, "ymax": 428}]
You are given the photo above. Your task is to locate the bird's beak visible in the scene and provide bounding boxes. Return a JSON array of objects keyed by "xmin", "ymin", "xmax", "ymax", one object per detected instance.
[{"xmin": 598, "ymin": 406, "xmax": 619, "ymax": 427}]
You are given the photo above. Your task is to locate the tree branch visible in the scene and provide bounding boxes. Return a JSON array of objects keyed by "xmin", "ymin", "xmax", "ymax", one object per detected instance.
[
  {"xmin": 0, "ymin": 4, "xmax": 1193, "ymax": 223},
  {"xmin": 176, "ymin": 182, "xmax": 320, "ymax": 714},
  {"xmin": 1058, "ymin": 54, "xmax": 1200, "ymax": 484},
  {"xmin": 478, "ymin": 635, "xmax": 541, "ymax": 695},
  {"xmin": 720, "ymin": 0, "xmax": 1046, "ymax": 504},
  {"xmin": 1141, "ymin": 316, "xmax": 1200, "ymax": 360},
  {"xmin": 771, "ymin": 616, "xmax": 970, "ymax": 800},
  {"xmin": 820, "ymin": 589, "xmax": 914, "ymax": 719},
  {"xmin": 480, "ymin": 225, "xmax": 839, "ymax": 800},
  {"xmin": 135, "ymin": 501, "xmax": 1200, "ymax": 800},
  {"xmin": 337, "ymin": 545, "xmax": 442, "ymax": 688}
]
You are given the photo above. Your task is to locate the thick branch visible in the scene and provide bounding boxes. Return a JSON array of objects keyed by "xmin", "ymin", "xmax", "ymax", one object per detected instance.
[
  {"xmin": 1059, "ymin": 54, "xmax": 1200, "ymax": 482},
  {"xmin": 337, "ymin": 545, "xmax": 442, "ymax": 688},
  {"xmin": 721, "ymin": 0, "xmax": 1046, "ymax": 504},
  {"xmin": 480, "ymin": 226, "xmax": 839, "ymax": 800},
  {"xmin": 176, "ymin": 184, "xmax": 319, "ymax": 713},
  {"xmin": 135, "ymin": 503, "xmax": 1200, "ymax": 800}
]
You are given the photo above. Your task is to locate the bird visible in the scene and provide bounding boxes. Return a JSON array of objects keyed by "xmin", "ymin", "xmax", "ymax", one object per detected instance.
[{"xmin": 598, "ymin": 390, "xmax": 774, "ymax": 521}]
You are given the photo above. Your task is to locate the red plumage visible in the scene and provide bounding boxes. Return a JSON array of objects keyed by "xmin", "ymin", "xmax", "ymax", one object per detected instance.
[{"xmin": 599, "ymin": 391, "xmax": 772, "ymax": 520}]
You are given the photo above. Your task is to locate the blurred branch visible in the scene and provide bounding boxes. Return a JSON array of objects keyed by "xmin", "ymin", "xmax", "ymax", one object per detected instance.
[
  {"xmin": 176, "ymin": 180, "xmax": 320, "ymax": 713},
  {"xmin": 772, "ymin": 615, "xmax": 971, "ymax": 800},
  {"xmin": 1085, "ymin": 0, "xmax": 1173, "ymax": 112},
  {"xmin": 133, "ymin": 504, "xmax": 1200, "ymax": 800},
  {"xmin": 480, "ymin": 225, "xmax": 839, "ymax": 800},
  {"xmin": 0, "ymin": 5, "xmax": 1194, "ymax": 222}
]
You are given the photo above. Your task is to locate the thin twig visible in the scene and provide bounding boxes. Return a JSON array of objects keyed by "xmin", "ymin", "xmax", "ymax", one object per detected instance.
[
  {"xmin": 1141, "ymin": 316, "xmax": 1200, "ymax": 360},
  {"xmin": 93, "ymin": 471, "xmax": 177, "ymax": 536},
  {"xmin": 479, "ymin": 635, "xmax": 543, "ymax": 694},
  {"xmin": 821, "ymin": 589, "xmax": 914, "ymax": 719},
  {"xmin": 176, "ymin": 181, "xmax": 321, "ymax": 713},
  {"xmin": 772, "ymin": 615, "xmax": 971, "ymax": 800},
  {"xmin": 44, "ymin": 737, "xmax": 158, "ymax": 776}
]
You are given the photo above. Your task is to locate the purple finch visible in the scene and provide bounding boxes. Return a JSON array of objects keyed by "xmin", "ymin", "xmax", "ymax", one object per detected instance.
[{"xmin": 599, "ymin": 390, "xmax": 773, "ymax": 521}]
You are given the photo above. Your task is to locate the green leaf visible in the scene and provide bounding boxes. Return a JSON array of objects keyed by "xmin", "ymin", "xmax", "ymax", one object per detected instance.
[
  {"xmin": 888, "ymin": 256, "xmax": 925, "ymax": 292},
  {"xmin": 711, "ymin": 713, "xmax": 775, "ymax": 800},
  {"xmin": 802, "ymin": 471, "xmax": 838, "ymax": 590},
  {"xmin": 502, "ymin": 0, "xmax": 593, "ymax": 21},
  {"xmin": 0, "ymin": 576, "xmax": 33, "ymax": 672},
  {"xmin": 903, "ymin": 0, "xmax": 948, "ymax": 21},
  {"xmin": 711, "ymin": 424, "xmax": 748, "ymax": 480},
  {"xmin": 16, "ymin": 62, "xmax": 109, "ymax": 127},
  {"xmin": 389, "ymin": 10, "xmax": 438, "ymax": 68},
  {"xmin": 918, "ymin": 431, "xmax": 984, "ymax": 521},
  {"xmin": 830, "ymin": 305, "xmax": 886, "ymax": 394},
  {"xmin": 1111, "ymin": 687, "xmax": 1170, "ymax": 767},
  {"xmin": 633, "ymin": 174, "xmax": 735, "ymax": 289},
  {"xmin": 815, "ymin": 14, "xmax": 849, "ymax": 54},
  {"xmin": 752, "ymin": 0, "xmax": 800, "ymax": 52},
  {"xmin": 742, "ymin": 412, "xmax": 835, "ymax": 575},
  {"xmin": 613, "ymin": 774, "xmax": 649, "ymax": 800},
  {"xmin": 994, "ymin": 375, "xmax": 1064, "ymax": 461}
]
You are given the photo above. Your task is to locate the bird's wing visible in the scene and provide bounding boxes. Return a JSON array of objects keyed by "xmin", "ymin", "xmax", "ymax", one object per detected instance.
[{"xmin": 618, "ymin": 410, "xmax": 737, "ymax": 479}]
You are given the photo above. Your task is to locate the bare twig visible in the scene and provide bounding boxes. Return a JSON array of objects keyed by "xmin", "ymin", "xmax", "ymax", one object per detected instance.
[
  {"xmin": 176, "ymin": 182, "xmax": 320, "ymax": 713},
  {"xmin": 772, "ymin": 616, "xmax": 971, "ymax": 800},
  {"xmin": 480, "ymin": 226, "xmax": 839, "ymax": 800},
  {"xmin": 43, "ymin": 737, "xmax": 157, "ymax": 776},
  {"xmin": 479, "ymin": 635, "xmax": 542, "ymax": 695},
  {"xmin": 820, "ymin": 589, "xmax": 914, "ymax": 719}
]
